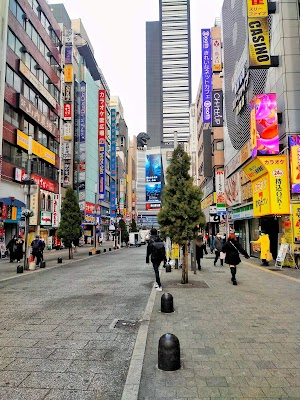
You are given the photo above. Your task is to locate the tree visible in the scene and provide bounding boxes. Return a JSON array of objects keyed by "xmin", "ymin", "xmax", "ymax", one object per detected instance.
[
  {"xmin": 158, "ymin": 145, "xmax": 205, "ymax": 284},
  {"xmin": 57, "ymin": 187, "xmax": 82, "ymax": 259},
  {"xmin": 118, "ymin": 218, "xmax": 129, "ymax": 245},
  {"xmin": 131, "ymin": 218, "xmax": 138, "ymax": 232}
]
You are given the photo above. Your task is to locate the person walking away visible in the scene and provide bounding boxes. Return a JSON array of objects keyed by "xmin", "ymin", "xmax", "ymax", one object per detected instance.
[
  {"xmin": 213, "ymin": 233, "xmax": 224, "ymax": 266},
  {"xmin": 15, "ymin": 235, "xmax": 24, "ymax": 262},
  {"xmin": 195, "ymin": 235, "xmax": 207, "ymax": 270},
  {"xmin": 222, "ymin": 233, "xmax": 250, "ymax": 285},
  {"xmin": 146, "ymin": 228, "xmax": 166, "ymax": 291},
  {"xmin": 209, "ymin": 234, "xmax": 214, "ymax": 254},
  {"xmin": 251, "ymin": 231, "xmax": 270, "ymax": 266},
  {"xmin": 31, "ymin": 235, "xmax": 44, "ymax": 266},
  {"xmin": 7, "ymin": 235, "xmax": 17, "ymax": 262}
]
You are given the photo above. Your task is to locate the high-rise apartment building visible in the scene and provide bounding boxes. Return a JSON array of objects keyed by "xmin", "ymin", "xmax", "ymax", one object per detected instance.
[{"xmin": 146, "ymin": 0, "xmax": 191, "ymax": 147}]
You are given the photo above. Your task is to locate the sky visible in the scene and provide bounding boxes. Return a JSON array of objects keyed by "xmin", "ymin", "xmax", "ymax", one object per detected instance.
[{"xmin": 49, "ymin": 0, "xmax": 224, "ymax": 137}]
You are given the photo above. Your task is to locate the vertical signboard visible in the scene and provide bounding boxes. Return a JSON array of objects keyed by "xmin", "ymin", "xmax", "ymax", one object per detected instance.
[
  {"xmin": 79, "ymin": 82, "xmax": 86, "ymax": 193},
  {"xmin": 216, "ymin": 171, "xmax": 226, "ymax": 215},
  {"xmin": 212, "ymin": 90, "xmax": 223, "ymax": 127},
  {"xmin": 201, "ymin": 29, "xmax": 212, "ymax": 123},
  {"xmin": 52, "ymin": 194, "xmax": 60, "ymax": 228},
  {"xmin": 212, "ymin": 39, "xmax": 222, "ymax": 72},
  {"xmin": 289, "ymin": 135, "xmax": 300, "ymax": 193},
  {"xmin": 98, "ymin": 90, "xmax": 106, "ymax": 200},
  {"xmin": 110, "ymin": 108, "xmax": 117, "ymax": 217}
]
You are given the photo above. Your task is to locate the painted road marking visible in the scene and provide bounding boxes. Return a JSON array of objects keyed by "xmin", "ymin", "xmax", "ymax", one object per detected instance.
[{"xmin": 244, "ymin": 260, "xmax": 300, "ymax": 283}]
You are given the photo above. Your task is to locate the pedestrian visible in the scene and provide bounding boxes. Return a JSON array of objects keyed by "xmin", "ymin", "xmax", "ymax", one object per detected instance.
[
  {"xmin": 7, "ymin": 235, "xmax": 17, "ymax": 262},
  {"xmin": 31, "ymin": 235, "xmax": 44, "ymax": 266},
  {"xmin": 209, "ymin": 234, "xmax": 214, "ymax": 254},
  {"xmin": 15, "ymin": 235, "xmax": 24, "ymax": 262},
  {"xmin": 146, "ymin": 228, "xmax": 166, "ymax": 292},
  {"xmin": 222, "ymin": 233, "xmax": 250, "ymax": 285},
  {"xmin": 251, "ymin": 231, "xmax": 271, "ymax": 266},
  {"xmin": 213, "ymin": 233, "xmax": 224, "ymax": 266},
  {"xmin": 195, "ymin": 235, "xmax": 207, "ymax": 270}
]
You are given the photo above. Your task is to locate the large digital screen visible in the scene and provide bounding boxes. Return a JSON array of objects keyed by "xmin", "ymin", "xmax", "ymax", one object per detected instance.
[
  {"xmin": 145, "ymin": 183, "xmax": 161, "ymax": 203},
  {"xmin": 145, "ymin": 154, "xmax": 161, "ymax": 182}
]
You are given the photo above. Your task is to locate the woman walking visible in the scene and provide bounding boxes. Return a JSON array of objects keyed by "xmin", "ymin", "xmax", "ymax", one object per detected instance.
[{"xmin": 222, "ymin": 233, "xmax": 250, "ymax": 285}]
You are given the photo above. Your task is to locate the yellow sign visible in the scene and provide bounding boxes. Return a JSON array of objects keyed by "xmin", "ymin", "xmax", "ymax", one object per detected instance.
[
  {"xmin": 172, "ymin": 243, "xmax": 179, "ymax": 260},
  {"xmin": 17, "ymin": 130, "xmax": 55, "ymax": 165},
  {"xmin": 247, "ymin": 0, "xmax": 268, "ymax": 17},
  {"xmin": 290, "ymin": 146, "xmax": 300, "ymax": 184},
  {"xmin": 243, "ymin": 157, "xmax": 266, "ymax": 181},
  {"xmin": 64, "ymin": 65, "xmax": 73, "ymax": 83},
  {"xmin": 250, "ymin": 107, "xmax": 257, "ymax": 152},
  {"xmin": 248, "ymin": 17, "xmax": 271, "ymax": 67},
  {"xmin": 252, "ymin": 156, "xmax": 290, "ymax": 217},
  {"xmin": 292, "ymin": 204, "xmax": 300, "ymax": 244},
  {"xmin": 201, "ymin": 192, "xmax": 216, "ymax": 210}
]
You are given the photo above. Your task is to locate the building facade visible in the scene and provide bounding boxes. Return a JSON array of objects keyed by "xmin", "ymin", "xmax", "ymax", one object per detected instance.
[
  {"xmin": 222, "ymin": 0, "xmax": 300, "ymax": 258},
  {"xmin": 1, "ymin": 0, "xmax": 63, "ymax": 247},
  {"xmin": 146, "ymin": 0, "xmax": 191, "ymax": 147}
]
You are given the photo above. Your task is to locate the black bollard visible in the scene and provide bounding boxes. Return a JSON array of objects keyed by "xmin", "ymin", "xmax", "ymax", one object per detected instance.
[
  {"xmin": 40, "ymin": 261, "xmax": 46, "ymax": 268},
  {"xmin": 58, "ymin": 257, "xmax": 62, "ymax": 264},
  {"xmin": 109, "ymin": 248, "xmax": 112, "ymax": 251},
  {"xmin": 96, "ymin": 250, "xmax": 101, "ymax": 254},
  {"xmin": 89, "ymin": 251, "xmax": 93, "ymax": 256},
  {"xmin": 158, "ymin": 333, "xmax": 180, "ymax": 371},
  {"xmin": 161, "ymin": 293, "xmax": 174, "ymax": 313},
  {"xmin": 17, "ymin": 265, "xmax": 23, "ymax": 273},
  {"xmin": 103, "ymin": 248, "xmax": 106, "ymax": 253},
  {"xmin": 165, "ymin": 263, "xmax": 171, "ymax": 273}
]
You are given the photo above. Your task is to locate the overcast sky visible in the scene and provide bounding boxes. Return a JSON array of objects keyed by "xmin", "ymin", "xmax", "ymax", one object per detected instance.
[{"xmin": 49, "ymin": 0, "xmax": 224, "ymax": 137}]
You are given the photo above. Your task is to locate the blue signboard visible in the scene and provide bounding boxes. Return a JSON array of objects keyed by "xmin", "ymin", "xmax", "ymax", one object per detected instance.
[
  {"xmin": 80, "ymin": 82, "xmax": 86, "ymax": 143},
  {"xmin": 65, "ymin": 46, "xmax": 72, "ymax": 64},
  {"xmin": 201, "ymin": 29, "xmax": 212, "ymax": 123},
  {"xmin": 110, "ymin": 108, "xmax": 117, "ymax": 217},
  {"xmin": 145, "ymin": 154, "xmax": 161, "ymax": 183},
  {"xmin": 146, "ymin": 183, "xmax": 162, "ymax": 203}
]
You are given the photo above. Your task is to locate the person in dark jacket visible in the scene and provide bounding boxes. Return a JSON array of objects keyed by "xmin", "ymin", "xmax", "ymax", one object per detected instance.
[
  {"xmin": 222, "ymin": 233, "xmax": 250, "ymax": 285},
  {"xmin": 213, "ymin": 233, "xmax": 224, "ymax": 266},
  {"xmin": 7, "ymin": 235, "xmax": 17, "ymax": 262},
  {"xmin": 30, "ymin": 235, "xmax": 44, "ymax": 266},
  {"xmin": 15, "ymin": 235, "xmax": 24, "ymax": 262},
  {"xmin": 195, "ymin": 235, "xmax": 207, "ymax": 270},
  {"xmin": 146, "ymin": 228, "xmax": 166, "ymax": 291}
]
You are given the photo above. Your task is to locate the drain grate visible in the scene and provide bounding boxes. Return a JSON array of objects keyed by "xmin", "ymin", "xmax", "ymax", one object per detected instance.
[
  {"xmin": 113, "ymin": 319, "xmax": 140, "ymax": 331},
  {"xmin": 213, "ymin": 271, "xmax": 226, "ymax": 273},
  {"xmin": 164, "ymin": 280, "xmax": 209, "ymax": 289}
]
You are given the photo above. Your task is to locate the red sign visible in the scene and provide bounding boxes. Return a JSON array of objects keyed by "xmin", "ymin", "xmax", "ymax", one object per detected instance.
[
  {"xmin": 14, "ymin": 168, "xmax": 56, "ymax": 193},
  {"xmin": 85, "ymin": 202, "xmax": 100, "ymax": 214},
  {"xmin": 2, "ymin": 204, "xmax": 7, "ymax": 220},
  {"xmin": 64, "ymin": 103, "xmax": 72, "ymax": 120},
  {"xmin": 98, "ymin": 90, "xmax": 106, "ymax": 140}
]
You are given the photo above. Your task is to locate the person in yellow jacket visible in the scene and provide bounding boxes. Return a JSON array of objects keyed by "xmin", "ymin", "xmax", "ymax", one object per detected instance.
[{"xmin": 251, "ymin": 231, "xmax": 270, "ymax": 266}]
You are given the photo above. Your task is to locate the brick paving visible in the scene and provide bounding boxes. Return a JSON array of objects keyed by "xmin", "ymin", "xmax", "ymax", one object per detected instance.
[{"xmin": 138, "ymin": 256, "xmax": 300, "ymax": 399}]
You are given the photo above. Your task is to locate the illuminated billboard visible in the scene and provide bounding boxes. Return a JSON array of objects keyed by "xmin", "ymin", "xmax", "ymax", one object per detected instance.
[
  {"xmin": 250, "ymin": 93, "xmax": 279, "ymax": 158},
  {"xmin": 145, "ymin": 154, "xmax": 161, "ymax": 182},
  {"xmin": 146, "ymin": 183, "xmax": 161, "ymax": 204},
  {"xmin": 289, "ymin": 135, "xmax": 300, "ymax": 193}
]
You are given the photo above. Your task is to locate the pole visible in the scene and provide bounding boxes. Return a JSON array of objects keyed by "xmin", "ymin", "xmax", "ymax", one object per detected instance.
[{"xmin": 23, "ymin": 137, "xmax": 32, "ymax": 270}]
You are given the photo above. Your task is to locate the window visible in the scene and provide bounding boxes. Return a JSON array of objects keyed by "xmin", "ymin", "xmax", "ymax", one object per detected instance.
[
  {"xmin": 9, "ymin": 0, "xmax": 17, "ymax": 16},
  {"xmin": 41, "ymin": 194, "xmax": 46, "ymax": 210},
  {"xmin": 7, "ymin": 30, "xmax": 15, "ymax": 51},
  {"xmin": 26, "ymin": 21, "xmax": 32, "ymax": 38},
  {"xmin": 5, "ymin": 65, "xmax": 14, "ymax": 87},
  {"xmin": 47, "ymin": 195, "xmax": 51, "ymax": 211},
  {"xmin": 16, "ymin": 3, "xmax": 24, "ymax": 26},
  {"xmin": 4, "ymin": 102, "xmax": 19, "ymax": 127},
  {"xmin": 23, "ymin": 119, "xmax": 35, "ymax": 136},
  {"xmin": 215, "ymin": 141, "xmax": 224, "ymax": 151}
]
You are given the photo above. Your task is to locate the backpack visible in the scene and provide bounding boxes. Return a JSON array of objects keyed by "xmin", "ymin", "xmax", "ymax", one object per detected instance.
[
  {"xmin": 151, "ymin": 240, "xmax": 165, "ymax": 261},
  {"xmin": 32, "ymin": 240, "xmax": 40, "ymax": 251}
]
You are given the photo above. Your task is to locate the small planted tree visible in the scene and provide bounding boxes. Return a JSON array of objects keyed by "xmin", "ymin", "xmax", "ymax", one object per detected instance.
[
  {"xmin": 118, "ymin": 218, "xmax": 129, "ymax": 245},
  {"xmin": 131, "ymin": 218, "xmax": 138, "ymax": 232},
  {"xmin": 158, "ymin": 145, "xmax": 205, "ymax": 284},
  {"xmin": 57, "ymin": 187, "xmax": 82, "ymax": 259}
]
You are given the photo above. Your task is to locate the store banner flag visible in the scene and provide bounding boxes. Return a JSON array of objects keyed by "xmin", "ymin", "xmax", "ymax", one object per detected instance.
[{"xmin": 289, "ymin": 135, "xmax": 300, "ymax": 193}]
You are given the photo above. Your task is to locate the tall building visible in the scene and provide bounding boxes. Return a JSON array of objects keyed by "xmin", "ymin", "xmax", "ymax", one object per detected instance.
[
  {"xmin": 0, "ymin": 0, "xmax": 63, "ymax": 245},
  {"xmin": 146, "ymin": 0, "xmax": 191, "ymax": 147}
]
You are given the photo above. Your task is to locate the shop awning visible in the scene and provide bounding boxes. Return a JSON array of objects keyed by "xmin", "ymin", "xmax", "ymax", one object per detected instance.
[{"xmin": 0, "ymin": 198, "xmax": 26, "ymax": 207}]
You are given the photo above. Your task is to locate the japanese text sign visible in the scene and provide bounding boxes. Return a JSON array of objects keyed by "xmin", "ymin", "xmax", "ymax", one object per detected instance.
[{"xmin": 201, "ymin": 29, "xmax": 212, "ymax": 123}]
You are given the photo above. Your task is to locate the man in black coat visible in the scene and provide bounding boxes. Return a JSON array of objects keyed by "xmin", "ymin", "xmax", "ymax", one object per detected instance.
[{"xmin": 146, "ymin": 228, "xmax": 166, "ymax": 292}]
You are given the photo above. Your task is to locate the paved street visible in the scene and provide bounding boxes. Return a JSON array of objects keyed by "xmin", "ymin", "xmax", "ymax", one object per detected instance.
[
  {"xmin": 139, "ymin": 256, "xmax": 300, "ymax": 400},
  {"xmin": 0, "ymin": 245, "xmax": 153, "ymax": 399}
]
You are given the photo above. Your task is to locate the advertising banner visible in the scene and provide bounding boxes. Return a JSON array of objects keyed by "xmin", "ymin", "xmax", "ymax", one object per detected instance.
[
  {"xmin": 201, "ymin": 29, "xmax": 212, "ymax": 123},
  {"xmin": 212, "ymin": 39, "xmax": 222, "ymax": 72},
  {"xmin": 63, "ymin": 123, "xmax": 72, "ymax": 141},
  {"xmin": 99, "ymin": 144, "xmax": 106, "ymax": 200},
  {"xmin": 110, "ymin": 108, "xmax": 117, "ymax": 217},
  {"xmin": 212, "ymin": 90, "xmax": 223, "ymax": 127},
  {"xmin": 98, "ymin": 90, "xmax": 106, "ymax": 141},
  {"xmin": 292, "ymin": 204, "xmax": 300, "ymax": 244},
  {"xmin": 225, "ymin": 172, "xmax": 241, "ymax": 207},
  {"xmin": 63, "ymin": 103, "xmax": 72, "ymax": 121},
  {"xmin": 64, "ymin": 65, "xmax": 73, "ymax": 83},
  {"xmin": 29, "ymin": 186, "xmax": 39, "ymax": 226},
  {"xmin": 52, "ymin": 194, "xmax": 60, "ymax": 228},
  {"xmin": 80, "ymin": 82, "xmax": 86, "ymax": 143},
  {"xmin": 64, "ymin": 84, "xmax": 72, "ymax": 102},
  {"xmin": 17, "ymin": 130, "xmax": 55, "ymax": 165},
  {"xmin": 40, "ymin": 211, "xmax": 52, "ymax": 226},
  {"xmin": 247, "ymin": 0, "xmax": 268, "ymax": 17},
  {"xmin": 250, "ymin": 93, "xmax": 279, "ymax": 157},
  {"xmin": 289, "ymin": 136, "xmax": 300, "ymax": 193},
  {"xmin": 251, "ymin": 156, "xmax": 290, "ymax": 216},
  {"xmin": 248, "ymin": 17, "xmax": 271, "ymax": 67},
  {"xmin": 65, "ymin": 46, "xmax": 73, "ymax": 64},
  {"xmin": 146, "ymin": 183, "xmax": 161, "ymax": 204},
  {"xmin": 216, "ymin": 171, "xmax": 226, "ymax": 215},
  {"xmin": 145, "ymin": 154, "xmax": 162, "ymax": 182}
]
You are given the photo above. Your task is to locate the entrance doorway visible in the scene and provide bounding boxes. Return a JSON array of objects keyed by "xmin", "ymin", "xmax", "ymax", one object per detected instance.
[{"xmin": 260, "ymin": 217, "xmax": 279, "ymax": 259}]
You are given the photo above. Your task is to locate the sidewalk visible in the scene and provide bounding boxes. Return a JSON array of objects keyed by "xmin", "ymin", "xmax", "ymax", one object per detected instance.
[
  {"xmin": 136, "ymin": 255, "xmax": 300, "ymax": 399},
  {"xmin": 0, "ymin": 241, "xmax": 119, "ymax": 282}
]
